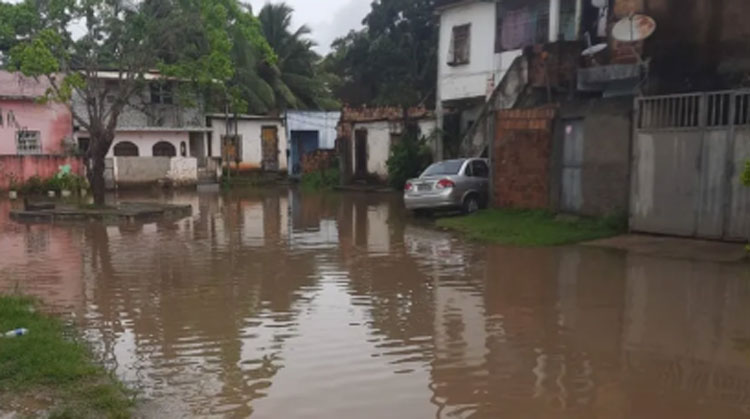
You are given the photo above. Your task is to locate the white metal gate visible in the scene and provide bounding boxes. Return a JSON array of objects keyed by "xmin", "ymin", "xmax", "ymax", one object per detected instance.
[{"xmin": 632, "ymin": 90, "xmax": 750, "ymax": 240}]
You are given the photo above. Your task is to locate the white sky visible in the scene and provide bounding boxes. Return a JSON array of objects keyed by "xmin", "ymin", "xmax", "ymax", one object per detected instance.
[
  {"xmin": 3, "ymin": 0, "xmax": 371, "ymax": 55},
  {"xmin": 247, "ymin": 0, "xmax": 371, "ymax": 55}
]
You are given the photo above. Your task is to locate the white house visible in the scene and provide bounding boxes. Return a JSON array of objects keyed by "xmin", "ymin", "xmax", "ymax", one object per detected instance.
[
  {"xmin": 436, "ymin": 0, "xmax": 583, "ymax": 156},
  {"xmin": 206, "ymin": 114, "xmax": 288, "ymax": 173}
]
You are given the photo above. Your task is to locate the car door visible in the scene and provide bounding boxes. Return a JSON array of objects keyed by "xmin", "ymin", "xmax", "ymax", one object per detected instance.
[{"xmin": 469, "ymin": 159, "xmax": 490, "ymax": 205}]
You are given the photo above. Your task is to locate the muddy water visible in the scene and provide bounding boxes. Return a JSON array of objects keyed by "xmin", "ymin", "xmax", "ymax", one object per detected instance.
[{"xmin": 2, "ymin": 189, "xmax": 750, "ymax": 418}]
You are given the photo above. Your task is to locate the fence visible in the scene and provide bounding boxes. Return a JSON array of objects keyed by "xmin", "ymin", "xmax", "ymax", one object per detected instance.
[
  {"xmin": 632, "ymin": 90, "xmax": 750, "ymax": 240},
  {"xmin": 0, "ymin": 155, "xmax": 85, "ymax": 190}
]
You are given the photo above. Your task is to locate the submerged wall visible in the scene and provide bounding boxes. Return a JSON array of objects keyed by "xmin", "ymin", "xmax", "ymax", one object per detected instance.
[{"xmin": 0, "ymin": 155, "xmax": 85, "ymax": 190}]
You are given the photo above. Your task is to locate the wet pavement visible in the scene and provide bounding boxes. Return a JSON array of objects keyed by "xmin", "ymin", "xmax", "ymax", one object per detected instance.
[{"xmin": 1, "ymin": 188, "xmax": 750, "ymax": 418}]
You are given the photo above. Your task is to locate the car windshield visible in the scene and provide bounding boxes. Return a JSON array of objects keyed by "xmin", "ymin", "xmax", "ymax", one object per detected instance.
[{"xmin": 421, "ymin": 160, "xmax": 464, "ymax": 177}]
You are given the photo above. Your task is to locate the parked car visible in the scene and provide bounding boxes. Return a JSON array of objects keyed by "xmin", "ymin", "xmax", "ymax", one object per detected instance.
[{"xmin": 403, "ymin": 158, "xmax": 490, "ymax": 215}]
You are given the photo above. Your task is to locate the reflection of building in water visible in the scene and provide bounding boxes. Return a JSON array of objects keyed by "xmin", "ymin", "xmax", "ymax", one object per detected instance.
[
  {"xmin": 0, "ymin": 200, "xmax": 85, "ymax": 311},
  {"xmin": 623, "ymin": 255, "xmax": 750, "ymax": 418}
]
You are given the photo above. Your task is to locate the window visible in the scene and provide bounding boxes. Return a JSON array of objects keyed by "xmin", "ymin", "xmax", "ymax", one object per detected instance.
[
  {"xmin": 448, "ymin": 24, "xmax": 471, "ymax": 66},
  {"xmin": 150, "ymin": 83, "xmax": 174, "ymax": 105},
  {"xmin": 113, "ymin": 141, "xmax": 139, "ymax": 157},
  {"xmin": 470, "ymin": 160, "xmax": 489, "ymax": 178},
  {"xmin": 78, "ymin": 138, "xmax": 90, "ymax": 154},
  {"xmin": 422, "ymin": 160, "xmax": 465, "ymax": 177},
  {"xmin": 16, "ymin": 131, "xmax": 41, "ymax": 155},
  {"xmin": 152, "ymin": 141, "xmax": 176, "ymax": 157}
]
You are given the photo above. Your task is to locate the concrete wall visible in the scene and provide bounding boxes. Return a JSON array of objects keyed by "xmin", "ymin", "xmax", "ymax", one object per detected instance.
[
  {"xmin": 208, "ymin": 117, "xmax": 288, "ymax": 171},
  {"xmin": 97, "ymin": 131, "xmax": 191, "ymax": 158},
  {"xmin": 0, "ymin": 155, "xmax": 85, "ymax": 189},
  {"xmin": 286, "ymin": 111, "xmax": 340, "ymax": 149},
  {"xmin": 112, "ymin": 156, "xmax": 197, "ymax": 187},
  {"xmin": 493, "ymin": 107, "xmax": 557, "ymax": 209},
  {"xmin": 557, "ymin": 98, "xmax": 632, "ymax": 216}
]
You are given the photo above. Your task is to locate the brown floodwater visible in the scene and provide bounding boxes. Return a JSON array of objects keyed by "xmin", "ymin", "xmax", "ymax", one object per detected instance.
[{"xmin": 2, "ymin": 188, "xmax": 750, "ymax": 418}]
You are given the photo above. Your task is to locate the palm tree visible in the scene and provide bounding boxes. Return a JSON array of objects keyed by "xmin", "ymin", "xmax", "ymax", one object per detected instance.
[{"xmin": 258, "ymin": 3, "xmax": 338, "ymax": 111}]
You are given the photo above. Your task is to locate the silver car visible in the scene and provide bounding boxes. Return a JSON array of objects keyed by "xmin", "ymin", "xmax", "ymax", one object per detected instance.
[{"xmin": 403, "ymin": 158, "xmax": 490, "ymax": 215}]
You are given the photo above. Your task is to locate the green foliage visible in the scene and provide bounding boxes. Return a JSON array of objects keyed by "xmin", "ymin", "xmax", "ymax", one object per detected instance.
[
  {"xmin": 742, "ymin": 161, "xmax": 750, "ymax": 187},
  {"xmin": 256, "ymin": 3, "xmax": 339, "ymax": 111},
  {"xmin": 323, "ymin": 0, "xmax": 437, "ymax": 107},
  {"xmin": 386, "ymin": 126, "xmax": 433, "ymax": 189},
  {"xmin": 0, "ymin": 295, "xmax": 132, "ymax": 418},
  {"xmin": 436, "ymin": 210, "xmax": 627, "ymax": 247},
  {"xmin": 301, "ymin": 168, "xmax": 340, "ymax": 190},
  {"xmin": 16, "ymin": 173, "xmax": 87, "ymax": 195}
]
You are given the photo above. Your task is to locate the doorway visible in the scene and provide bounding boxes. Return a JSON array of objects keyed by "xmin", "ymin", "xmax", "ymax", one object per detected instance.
[
  {"xmin": 355, "ymin": 129, "xmax": 368, "ymax": 178},
  {"xmin": 261, "ymin": 126, "xmax": 279, "ymax": 171}
]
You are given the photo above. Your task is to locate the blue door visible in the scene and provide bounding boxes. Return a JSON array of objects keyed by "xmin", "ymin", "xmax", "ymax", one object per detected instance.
[{"xmin": 290, "ymin": 130, "xmax": 320, "ymax": 176}]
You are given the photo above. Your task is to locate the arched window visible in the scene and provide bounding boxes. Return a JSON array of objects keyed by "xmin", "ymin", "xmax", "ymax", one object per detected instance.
[
  {"xmin": 113, "ymin": 141, "xmax": 139, "ymax": 157},
  {"xmin": 152, "ymin": 141, "xmax": 176, "ymax": 157}
]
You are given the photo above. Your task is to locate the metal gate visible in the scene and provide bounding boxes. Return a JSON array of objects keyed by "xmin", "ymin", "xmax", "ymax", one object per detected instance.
[
  {"xmin": 561, "ymin": 119, "xmax": 584, "ymax": 213},
  {"xmin": 631, "ymin": 90, "xmax": 750, "ymax": 240}
]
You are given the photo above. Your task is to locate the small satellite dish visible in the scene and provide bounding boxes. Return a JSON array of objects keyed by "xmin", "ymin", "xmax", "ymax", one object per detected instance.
[
  {"xmin": 612, "ymin": 14, "xmax": 656, "ymax": 42},
  {"xmin": 582, "ymin": 43, "xmax": 607, "ymax": 57}
]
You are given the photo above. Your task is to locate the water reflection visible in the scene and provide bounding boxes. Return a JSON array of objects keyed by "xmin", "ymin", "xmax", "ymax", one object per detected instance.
[{"xmin": 1, "ymin": 190, "xmax": 750, "ymax": 418}]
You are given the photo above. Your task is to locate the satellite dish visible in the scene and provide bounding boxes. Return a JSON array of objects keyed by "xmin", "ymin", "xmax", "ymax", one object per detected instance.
[
  {"xmin": 591, "ymin": 0, "xmax": 608, "ymax": 8},
  {"xmin": 612, "ymin": 14, "xmax": 656, "ymax": 42},
  {"xmin": 582, "ymin": 43, "xmax": 607, "ymax": 57}
]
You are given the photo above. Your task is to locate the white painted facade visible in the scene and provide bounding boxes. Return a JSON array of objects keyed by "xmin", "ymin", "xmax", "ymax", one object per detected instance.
[
  {"xmin": 207, "ymin": 115, "xmax": 288, "ymax": 171},
  {"xmin": 350, "ymin": 118, "xmax": 438, "ymax": 180},
  {"xmin": 100, "ymin": 130, "xmax": 194, "ymax": 158},
  {"xmin": 437, "ymin": 1, "xmax": 524, "ymax": 104}
]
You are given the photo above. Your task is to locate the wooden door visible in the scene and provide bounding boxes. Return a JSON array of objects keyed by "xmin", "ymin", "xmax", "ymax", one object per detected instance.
[{"xmin": 261, "ymin": 126, "xmax": 279, "ymax": 171}]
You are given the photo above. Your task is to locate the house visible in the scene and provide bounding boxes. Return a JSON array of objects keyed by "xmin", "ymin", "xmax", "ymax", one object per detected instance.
[
  {"xmin": 0, "ymin": 71, "xmax": 73, "ymax": 156},
  {"xmin": 72, "ymin": 71, "xmax": 214, "ymax": 188},
  {"xmin": 338, "ymin": 106, "xmax": 437, "ymax": 183},
  {"xmin": 0, "ymin": 71, "xmax": 85, "ymax": 189},
  {"xmin": 206, "ymin": 114, "xmax": 288, "ymax": 173},
  {"xmin": 285, "ymin": 111, "xmax": 340, "ymax": 178}
]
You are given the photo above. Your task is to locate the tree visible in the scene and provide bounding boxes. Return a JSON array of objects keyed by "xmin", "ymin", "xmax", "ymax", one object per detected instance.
[
  {"xmin": 257, "ymin": 3, "xmax": 338, "ymax": 111},
  {"xmin": 7, "ymin": 0, "xmax": 264, "ymax": 205},
  {"xmin": 323, "ymin": 0, "xmax": 437, "ymax": 108}
]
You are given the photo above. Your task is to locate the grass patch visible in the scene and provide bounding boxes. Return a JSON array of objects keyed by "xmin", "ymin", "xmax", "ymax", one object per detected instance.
[
  {"xmin": 436, "ymin": 209, "xmax": 627, "ymax": 247},
  {"xmin": 0, "ymin": 295, "xmax": 132, "ymax": 418}
]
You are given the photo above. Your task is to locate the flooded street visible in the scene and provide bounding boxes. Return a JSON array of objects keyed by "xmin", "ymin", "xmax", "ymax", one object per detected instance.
[{"xmin": 2, "ymin": 188, "xmax": 750, "ymax": 418}]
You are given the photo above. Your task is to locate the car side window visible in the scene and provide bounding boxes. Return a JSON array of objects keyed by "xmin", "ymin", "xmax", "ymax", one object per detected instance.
[
  {"xmin": 463, "ymin": 161, "xmax": 473, "ymax": 177},
  {"xmin": 471, "ymin": 160, "xmax": 489, "ymax": 178}
]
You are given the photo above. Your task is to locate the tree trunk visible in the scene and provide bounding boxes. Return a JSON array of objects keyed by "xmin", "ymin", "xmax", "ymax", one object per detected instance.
[{"xmin": 86, "ymin": 130, "xmax": 114, "ymax": 207}]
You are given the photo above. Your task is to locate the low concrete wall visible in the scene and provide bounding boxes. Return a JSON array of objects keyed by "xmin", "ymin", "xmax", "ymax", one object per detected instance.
[
  {"xmin": 113, "ymin": 157, "xmax": 197, "ymax": 188},
  {"xmin": 0, "ymin": 155, "xmax": 85, "ymax": 189}
]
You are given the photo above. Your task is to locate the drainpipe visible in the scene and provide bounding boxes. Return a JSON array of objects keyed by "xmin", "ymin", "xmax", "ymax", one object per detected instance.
[
  {"xmin": 574, "ymin": 0, "xmax": 583, "ymax": 39},
  {"xmin": 549, "ymin": 0, "xmax": 561, "ymax": 43}
]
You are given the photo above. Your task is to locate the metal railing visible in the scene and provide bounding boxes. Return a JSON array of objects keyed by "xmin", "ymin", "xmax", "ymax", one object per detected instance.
[{"xmin": 637, "ymin": 90, "xmax": 750, "ymax": 130}]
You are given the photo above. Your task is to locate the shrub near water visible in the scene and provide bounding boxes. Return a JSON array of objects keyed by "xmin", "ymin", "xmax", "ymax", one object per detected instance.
[
  {"xmin": 0, "ymin": 296, "xmax": 131, "ymax": 418},
  {"xmin": 386, "ymin": 127, "xmax": 432, "ymax": 189}
]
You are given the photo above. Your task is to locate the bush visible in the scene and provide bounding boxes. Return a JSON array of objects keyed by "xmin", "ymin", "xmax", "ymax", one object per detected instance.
[
  {"xmin": 301, "ymin": 167, "xmax": 340, "ymax": 190},
  {"xmin": 386, "ymin": 127, "xmax": 433, "ymax": 189}
]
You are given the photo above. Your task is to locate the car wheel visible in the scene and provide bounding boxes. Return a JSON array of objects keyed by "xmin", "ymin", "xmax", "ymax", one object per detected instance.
[{"xmin": 462, "ymin": 195, "xmax": 480, "ymax": 215}]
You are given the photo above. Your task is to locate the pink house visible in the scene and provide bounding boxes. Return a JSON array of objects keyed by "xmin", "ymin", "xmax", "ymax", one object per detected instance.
[{"xmin": 0, "ymin": 71, "xmax": 73, "ymax": 156}]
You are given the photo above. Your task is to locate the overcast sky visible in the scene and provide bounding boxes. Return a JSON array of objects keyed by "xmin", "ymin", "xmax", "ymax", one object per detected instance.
[{"xmin": 248, "ymin": 0, "xmax": 371, "ymax": 55}]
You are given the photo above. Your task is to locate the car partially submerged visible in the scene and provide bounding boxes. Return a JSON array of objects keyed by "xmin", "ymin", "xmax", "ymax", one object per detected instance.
[{"xmin": 403, "ymin": 158, "xmax": 490, "ymax": 215}]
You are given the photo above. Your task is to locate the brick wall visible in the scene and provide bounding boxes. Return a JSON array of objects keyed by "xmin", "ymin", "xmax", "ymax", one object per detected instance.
[{"xmin": 493, "ymin": 107, "xmax": 557, "ymax": 209}]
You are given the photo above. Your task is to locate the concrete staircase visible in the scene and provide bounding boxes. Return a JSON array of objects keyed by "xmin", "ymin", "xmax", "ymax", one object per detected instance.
[{"xmin": 458, "ymin": 55, "xmax": 529, "ymax": 157}]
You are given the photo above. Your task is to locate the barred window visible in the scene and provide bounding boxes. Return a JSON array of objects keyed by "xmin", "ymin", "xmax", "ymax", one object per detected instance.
[
  {"xmin": 448, "ymin": 24, "xmax": 471, "ymax": 66},
  {"xmin": 16, "ymin": 131, "xmax": 41, "ymax": 155}
]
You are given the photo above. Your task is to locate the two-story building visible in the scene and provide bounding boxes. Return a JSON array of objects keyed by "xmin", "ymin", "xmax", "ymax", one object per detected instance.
[
  {"xmin": 72, "ymin": 71, "xmax": 215, "ymax": 188},
  {"xmin": 436, "ymin": 0, "xmax": 594, "ymax": 157}
]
